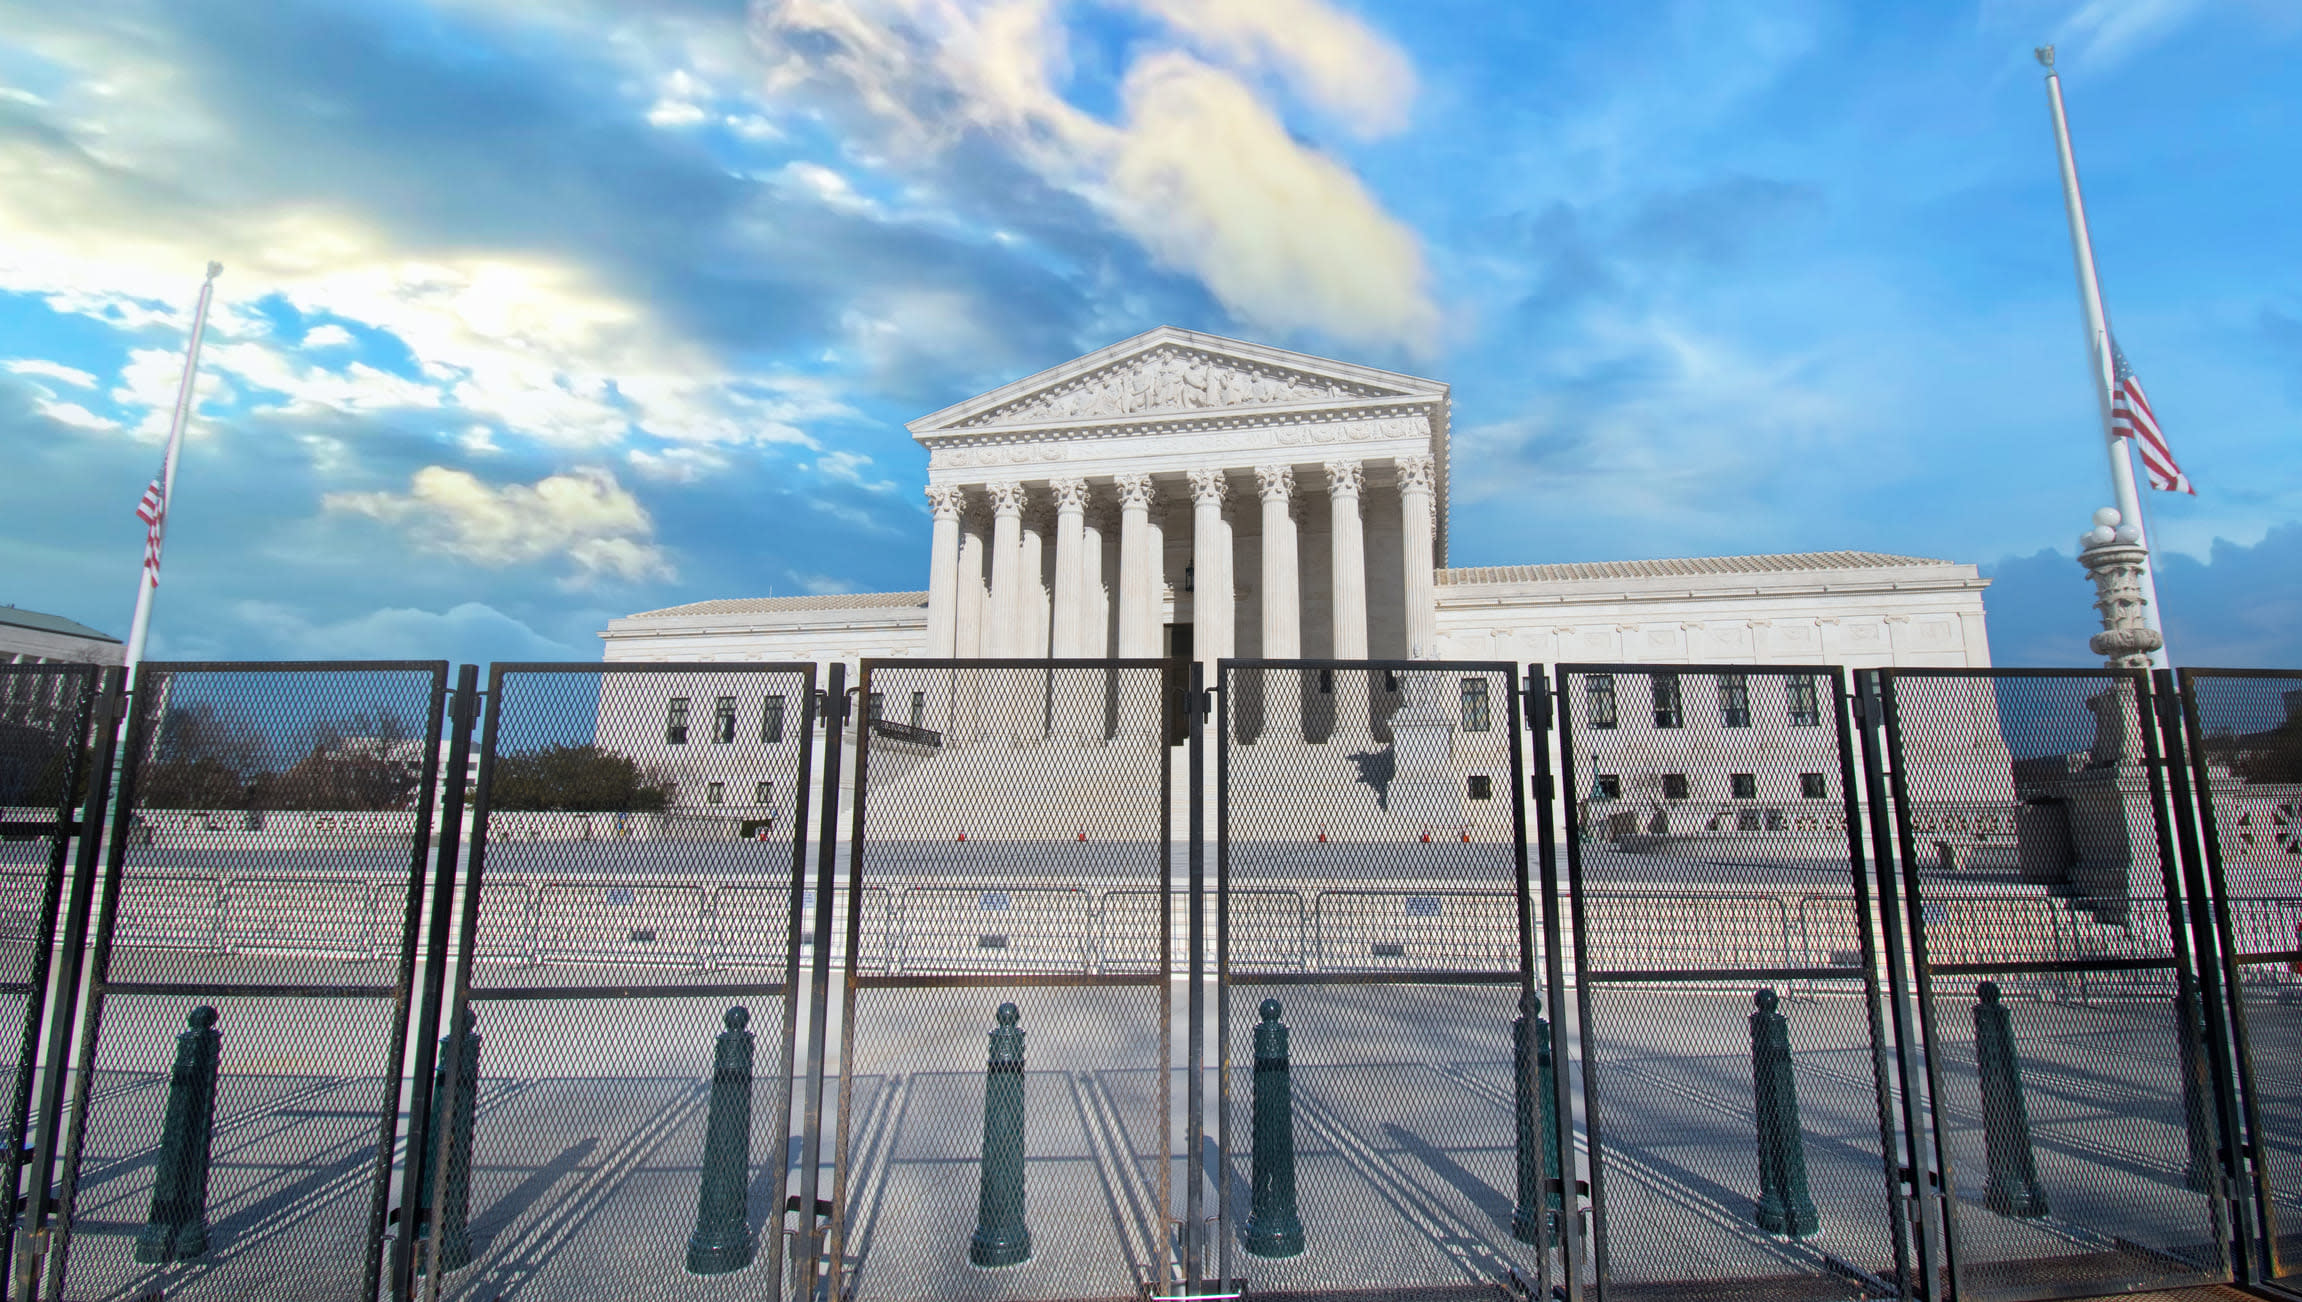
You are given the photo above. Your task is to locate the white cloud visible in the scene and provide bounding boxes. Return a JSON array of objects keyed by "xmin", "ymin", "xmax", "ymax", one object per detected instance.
[
  {"xmin": 33, "ymin": 399, "xmax": 120, "ymax": 432},
  {"xmin": 750, "ymin": 0, "xmax": 1440, "ymax": 353},
  {"xmin": 324, "ymin": 464, "xmax": 675, "ymax": 585},
  {"xmin": 5, "ymin": 359, "xmax": 99, "ymax": 388},
  {"xmin": 2053, "ymin": 0, "xmax": 2208, "ymax": 68},
  {"xmin": 814, "ymin": 447, "xmax": 896, "ymax": 492},
  {"xmin": 627, "ymin": 444, "xmax": 732, "ymax": 482},
  {"xmin": 300, "ymin": 323, "xmax": 354, "ymax": 348},
  {"xmin": 233, "ymin": 599, "xmax": 581, "ymax": 660}
]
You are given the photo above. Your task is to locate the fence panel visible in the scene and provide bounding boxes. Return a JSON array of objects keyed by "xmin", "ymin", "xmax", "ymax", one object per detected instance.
[
  {"xmin": 2175, "ymin": 668, "xmax": 2302, "ymax": 1286},
  {"xmin": 422, "ymin": 663, "xmax": 818, "ymax": 1302},
  {"xmin": 830, "ymin": 660, "xmax": 1174, "ymax": 1302},
  {"xmin": 1557, "ymin": 664, "xmax": 1910, "ymax": 1302},
  {"xmin": 0, "ymin": 661, "xmax": 103, "ymax": 1292},
  {"xmin": 42, "ymin": 662, "xmax": 447, "ymax": 1302},
  {"xmin": 1217, "ymin": 660, "xmax": 1547, "ymax": 1300},
  {"xmin": 1881, "ymin": 669, "xmax": 2226, "ymax": 1302}
]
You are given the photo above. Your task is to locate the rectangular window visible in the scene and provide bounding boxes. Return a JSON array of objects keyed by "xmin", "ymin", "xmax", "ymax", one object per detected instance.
[
  {"xmin": 867, "ymin": 692, "xmax": 884, "ymax": 723},
  {"xmin": 713, "ymin": 696, "xmax": 736, "ymax": 744},
  {"xmin": 1662, "ymin": 773, "xmax": 1690, "ymax": 800},
  {"xmin": 1787, "ymin": 675, "xmax": 1822, "ymax": 727},
  {"xmin": 761, "ymin": 695, "xmax": 786, "ymax": 744},
  {"xmin": 665, "ymin": 697, "xmax": 690, "ymax": 745},
  {"xmin": 1460, "ymin": 678, "xmax": 1492, "ymax": 732},
  {"xmin": 910, "ymin": 690, "xmax": 926, "ymax": 729},
  {"xmin": 1719, "ymin": 673, "xmax": 1751, "ymax": 728},
  {"xmin": 1587, "ymin": 674, "xmax": 1618, "ymax": 729},
  {"xmin": 1653, "ymin": 674, "xmax": 1684, "ymax": 729},
  {"xmin": 754, "ymin": 781, "xmax": 774, "ymax": 805},
  {"xmin": 705, "ymin": 781, "xmax": 725, "ymax": 805},
  {"xmin": 1731, "ymin": 773, "xmax": 1757, "ymax": 799},
  {"xmin": 1801, "ymin": 772, "xmax": 1828, "ymax": 799},
  {"xmin": 1594, "ymin": 774, "xmax": 1622, "ymax": 800},
  {"xmin": 1468, "ymin": 774, "xmax": 1493, "ymax": 800}
]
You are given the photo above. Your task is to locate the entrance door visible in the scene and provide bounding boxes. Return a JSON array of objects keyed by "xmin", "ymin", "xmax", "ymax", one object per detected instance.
[{"xmin": 1166, "ymin": 622, "xmax": 1194, "ymax": 662}]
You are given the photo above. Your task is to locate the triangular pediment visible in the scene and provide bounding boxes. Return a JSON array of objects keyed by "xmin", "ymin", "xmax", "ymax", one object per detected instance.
[{"xmin": 908, "ymin": 326, "xmax": 1445, "ymax": 436}]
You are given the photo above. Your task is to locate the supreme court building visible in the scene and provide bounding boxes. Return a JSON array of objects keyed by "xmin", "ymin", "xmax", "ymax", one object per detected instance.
[{"xmin": 602, "ymin": 326, "xmax": 1993, "ymax": 680}]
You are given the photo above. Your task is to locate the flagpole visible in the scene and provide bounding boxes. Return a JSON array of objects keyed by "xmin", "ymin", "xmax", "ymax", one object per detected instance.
[
  {"xmin": 122, "ymin": 261, "xmax": 223, "ymax": 678},
  {"xmin": 2037, "ymin": 46, "xmax": 2169, "ymax": 667}
]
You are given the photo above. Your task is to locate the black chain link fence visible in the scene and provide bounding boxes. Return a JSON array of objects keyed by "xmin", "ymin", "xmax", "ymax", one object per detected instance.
[
  {"xmin": 1879, "ymin": 670, "xmax": 2226, "ymax": 1301},
  {"xmin": 421, "ymin": 663, "xmax": 819, "ymax": 1302},
  {"xmin": 1556, "ymin": 666, "xmax": 1909, "ymax": 1302},
  {"xmin": 44, "ymin": 662, "xmax": 447, "ymax": 1302},
  {"xmin": 2174, "ymin": 668, "xmax": 2302, "ymax": 1286},
  {"xmin": 830, "ymin": 661, "xmax": 1174, "ymax": 1302},
  {"xmin": 1217, "ymin": 661, "xmax": 1548, "ymax": 1301},
  {"xmin": 0, "ymin": 662, "xmax": 103, "ymax": 1293}
]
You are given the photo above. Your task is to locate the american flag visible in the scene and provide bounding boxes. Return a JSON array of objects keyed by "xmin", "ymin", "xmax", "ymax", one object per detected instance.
[
  {"xmin": 135, "ymin": 471, "xmax": 166, "ymax": 584},
  {"xmin": 2110, "ymin": 340, "xmax": 2194, "ymax": 495}
]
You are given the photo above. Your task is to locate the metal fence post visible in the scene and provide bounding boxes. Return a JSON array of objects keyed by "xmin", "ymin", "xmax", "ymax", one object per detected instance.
[
  {"xmin": 416, "ymin": 1025, "xmax": 477, "ymax": 1273},
  {"xmin": 1751, "ymin": 988, "xmax": 1819, "ymax": 1237},
  {"xmin": 1973, "ymin": 982, "xmax": 2048, "ymax": 1218},
  {"xmin": 687, "ymin": 1007, "xmax": 757, "ymax": 1275},
  {"xmin": 969, "ymin": 1002, "xmax": 1031, "ymax": 1267},
  {"xmin": 133, "ymin": 1006, "xmax": 220, "ymax": 1264},
  {"xmin": 1244, "ymin": 998, "xmax": 1302, "ymax": 1258}
]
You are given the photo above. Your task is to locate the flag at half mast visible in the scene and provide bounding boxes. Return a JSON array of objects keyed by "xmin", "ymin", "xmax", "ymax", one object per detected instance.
[
  {"xmin": 2110, "ymin": 340, "xmax": 2194, "ymax": 495},
  {"xmin": 135, "ymin": 468, "xmax": 167, "ymax": 584}
]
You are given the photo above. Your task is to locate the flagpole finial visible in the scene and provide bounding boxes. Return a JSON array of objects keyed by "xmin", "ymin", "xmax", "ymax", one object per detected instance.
[
  {"xmin": 205, "ymin": 261, "xmax": 223, "ymax": 281},
  {"xmin": 2034, "ymin": 45, "xmax": 2055, "ymax": 70}
]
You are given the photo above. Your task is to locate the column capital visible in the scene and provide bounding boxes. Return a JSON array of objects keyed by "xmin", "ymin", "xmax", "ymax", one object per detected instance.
[
  {"xmin": 1254, "ymin": 464, "xmax": 1295, "ymax": 503},
  {"xmin": 1395, "ymin": 454, "xmax": 1437, "ymax": 494},
  {"xmin": 1188, "ymin": 467, "xmax": 1230, "ymax": 506},
  {"xmin": 1049, "ymin": 476, "xmax": 1090, "ymax": 515},
  {"xmin": 925, "ymin": 483, "xmax": 967, "ymax": 520},
  {"xmin": 986, "ymin": 481, "xmax": 1026, "ymax": 518},
  {"xmin": 1113, "ymin": 472, "xmax": 1157, "ymax": 511},
  {"xmin": 1324, "ymin": 460, "xmax": 1364, "ymax": 499}
]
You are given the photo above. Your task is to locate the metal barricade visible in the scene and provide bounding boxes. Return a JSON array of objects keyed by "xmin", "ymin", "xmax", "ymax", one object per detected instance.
[
  {"xmin": 39, "ymin": 662, "xmax": 447, "ymax": 1302},
  {"xmin": 1557, "ymin": 664, "xmax": 1910, "ymax": 1302},
  {"xmin": 829, "ymin": 660, "xmax": 1176, "ymax": 1302},
  {"xmin": 1217, "ymin": 660, "xmax": 1552, "ymax": 1299},
  {"xmin": 419, "ymin": 662, "xmax": 819, "ymax": 1301},
  {"xmin": 1877, "ymin": 669, "xmax": 2226, "ymax": 1302}
]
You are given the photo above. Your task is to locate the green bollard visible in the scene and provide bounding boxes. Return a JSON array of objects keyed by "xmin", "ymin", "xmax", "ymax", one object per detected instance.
[
  {"xmin": 1973, "ymin": 983, "xmax": 2049, "ymax": 1218},
  {"xmin": 687, "ymin": 1007, "xmax": 757, "ymax": 1275},
  {"xmin": 416, "ymin": 1025, "xmax": 479, "ymax": 1273},
  {"xmin": 135, "ymin": 1006, "xmax": 221, "ymax": 1264},
  {"xmin": 1245, "ymin": 998, "xmax": 1304, "ymax": 1258},
  {"xmin": 2175, "ymin": 982, "xmax": 2217, "ymax": 1194},
  {"xmin": 969, "ymin": 1003, "xmax": 1032, "ymax": 1268},
  {"xmin": 1512, "ymin": 988, "xmax": 1563, "ymax": 1245},
  {"xmin": 1750, "ymin": 988, "xmax": 1819, "ymax": 1237}
]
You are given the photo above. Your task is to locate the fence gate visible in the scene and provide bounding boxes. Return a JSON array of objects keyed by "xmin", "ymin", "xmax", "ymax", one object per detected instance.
[
  {"xmin": 1, "ymin": 662, "xmax": 110, "ymax": 1294},
  {"xmin": 420, "ymin": 662, "xmax": 819, "ymax": 1300},
  {"xmin": 831, "ymin": 659, "xmax": 1175, "ymax": 1302},
  {"xmin": 41, "ymin": 661, "xmax": 448, "ymax": 1301},
  {"xmin": 1214, "ymin": 659, "xmax": 1553, "ymax": 1299},
  {"xmin": 1555, "ymin": 664, "xmax": 1911, "ymax": 1302},
  {"xmin": 1876, "ymin": 668, "xmax": 2228, "ymax": 1301},
  {"xmin": 2172, "ymin": 667, "xmax": 2302, "ymax": 1287}
]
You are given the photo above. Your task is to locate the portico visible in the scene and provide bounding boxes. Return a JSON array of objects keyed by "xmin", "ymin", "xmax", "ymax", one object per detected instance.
[{"xmin": 909, "ymin": 327, "xmax": 1453, "ymax": 682}]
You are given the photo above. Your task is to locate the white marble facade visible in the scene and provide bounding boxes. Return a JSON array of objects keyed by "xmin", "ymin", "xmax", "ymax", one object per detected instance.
[{"xmin": 602, "ymin": 326, "xmax": 1992, "ymax": 676}]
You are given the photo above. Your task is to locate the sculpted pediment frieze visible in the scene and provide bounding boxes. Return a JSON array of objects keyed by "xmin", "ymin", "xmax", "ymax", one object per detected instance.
[{"xmin": 951, "ymin": 343, "xmax": 1411, "ymax": 429}]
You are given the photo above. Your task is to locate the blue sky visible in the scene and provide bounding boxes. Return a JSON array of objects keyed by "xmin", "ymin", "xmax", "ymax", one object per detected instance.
[{"xmin": 1, "ymin": 0, "xmax": 2296, "ymax": 668}]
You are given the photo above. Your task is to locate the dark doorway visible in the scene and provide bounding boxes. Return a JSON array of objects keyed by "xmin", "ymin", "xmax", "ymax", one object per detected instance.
[{"xmin": 1165, "ymin": 622, "xmax": 1193, "ymax": 662}]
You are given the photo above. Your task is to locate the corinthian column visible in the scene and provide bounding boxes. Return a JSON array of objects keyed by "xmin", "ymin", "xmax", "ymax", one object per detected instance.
[
  {"xmin": 1020, "ymin": 506, "xmax": 1049, "ymax": 658},
  {"xmin": 1049, "ymin": 478, "xmax": 1089, "ymax": 657},
  {"xmin": 956, "ymin": 503, "xmax": 987, "ymax": 659},
  {"xmin": 1396, "ymin": 454, "xmax": 1439, "ymax": 659},
  {"xmin": 1325, "ymin": 461, "xmax": 1368, "ymax": 659},
  {"xmin": 1115, "ymin": 474, "xmax": 1157, "ymax": 658},
  {"xmin": 1082, "ymin": 505, "xmax": 1108, "ymax": 658},
  {"xmin": 1257, "ymin": 466, "xmax": 1300, "ymax": 659},
  {"xmin": 986, "ymin": 482, "xmax": 1025, "ymax": 658},
  {"xmin": 1188, "ymin": 468, "xmax": 1231, "ymax": 675},
  {"xmin": 924, "ymin": 484, "xmax": 965, "ymax": 658}
]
